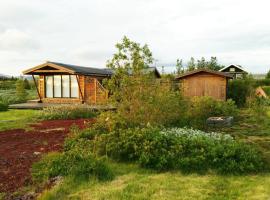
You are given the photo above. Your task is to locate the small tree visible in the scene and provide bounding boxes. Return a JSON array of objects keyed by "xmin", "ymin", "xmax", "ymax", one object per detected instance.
[
  {"xmin": 176, "ymin": 59, "xmax": 184, "ymax": 75},
  {"xmin": 16, "ymin": 79, "xmax": 28, "ymax": 101},
  {"xmin": 197, "ymin": 57, "xmax": 207, "ymax": 69},
  {"xmin": 187, "ymin": 57, "xmax": 196, "ymax": 71},
  {"xmin": 24, "ymin": 78, "xmax": 31, "ymax": 89},
  {"xmin": 106, "ymin": 36, "xmax": 154, "ymax": 103}
]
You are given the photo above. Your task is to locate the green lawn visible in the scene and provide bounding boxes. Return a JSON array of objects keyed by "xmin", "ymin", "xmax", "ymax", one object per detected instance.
[
  {"xmin": 36, "ymin": 107, "xmax": 270, "ymax": 200},
  {"xmin": 0, "ymin": 109, "xmax": 39, "ymax": 131},
  {"xmin": 38, "ymin": 162, "xmax": 270, "ymax": 200}
]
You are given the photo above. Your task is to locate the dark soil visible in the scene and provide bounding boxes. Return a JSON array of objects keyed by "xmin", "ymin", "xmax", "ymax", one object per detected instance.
[{"xmin": 0, "ymin": 119, "xmax": 94, "ymax": 195}]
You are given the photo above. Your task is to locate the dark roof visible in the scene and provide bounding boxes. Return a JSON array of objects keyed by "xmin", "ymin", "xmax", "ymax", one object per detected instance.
[
  {"xmin": 176, "ymin": 69, "xmax": 233, "ymax": 79},
  {"xmin": 49, "ymin": 62, "xmax": 113, "ymax": 76},
  {"xmin": 23, "ymin": 61, "xmax": 161, "ymax": 78}
]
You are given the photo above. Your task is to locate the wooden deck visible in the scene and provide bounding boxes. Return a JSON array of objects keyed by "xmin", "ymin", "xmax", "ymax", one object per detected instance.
[{"xmin": 9, "ymin": 102, "xmax": 116, "ymax": 111}]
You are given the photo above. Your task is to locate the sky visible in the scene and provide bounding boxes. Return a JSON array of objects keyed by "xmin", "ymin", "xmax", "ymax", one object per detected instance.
[{"xmin": 0, "ymin": 0, "xmax": 270, "ymax": 76}]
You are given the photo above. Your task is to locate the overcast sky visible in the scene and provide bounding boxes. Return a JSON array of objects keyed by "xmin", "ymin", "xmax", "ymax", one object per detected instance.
[{"xmin": 0, "ymin": 0, "xmax": 270, "ymax": 75}]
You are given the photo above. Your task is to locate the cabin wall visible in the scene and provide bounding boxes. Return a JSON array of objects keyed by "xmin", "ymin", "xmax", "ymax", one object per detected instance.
[
  {"xmin": 38, "ymin": 75, "xmax": 108, "ymax": 104},
  {"xmin": 38, "ymin": 74, "xmax": 85, "ymax": 104},
  {"xmin": 180, "ymin": 72, "xmax": 227, "ymax": 100}
]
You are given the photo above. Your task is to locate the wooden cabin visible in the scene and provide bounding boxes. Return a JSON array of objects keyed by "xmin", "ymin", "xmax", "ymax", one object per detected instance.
[
  {"xmin": 176, "ymin": 69, "xmax": 233, "ymax": 101},
  {"xmin": 23, "ymin": 61, "xmax": 113, "ymax": 104},
  {"xmin": 219, "ymin": 64, "xmax": 248, "ymax": 79},
  {"xmin": 23, "ymin": 61, "xmax": 161, "ymax": 105}
]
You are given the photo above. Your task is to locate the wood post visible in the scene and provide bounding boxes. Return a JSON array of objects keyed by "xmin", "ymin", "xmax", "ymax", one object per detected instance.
[
  {"xmin": 32, "ymin": 75, "xmax": 42, "ymax": 103},
  {"xmin": 76, "ymin": 75, "xmax": 84, "ymax": 103},
  {"xmin": 94, "ymin": 79, "xmax": 97, "ymax": 104}
]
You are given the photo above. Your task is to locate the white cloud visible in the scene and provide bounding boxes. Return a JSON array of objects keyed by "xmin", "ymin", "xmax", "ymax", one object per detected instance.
[
  {"xmin": 0, "ymin": 29, "xmax": 40, "ymax": 51},
  {"xmin": 0, "ymin": 0, "xmax": 270, "ymax": 75}
]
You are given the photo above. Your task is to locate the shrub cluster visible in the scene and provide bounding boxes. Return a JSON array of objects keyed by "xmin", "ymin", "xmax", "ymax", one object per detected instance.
[
  {"xmin": 262, "ymin": 86, "xmax": 270, "ymax": 96},
  {"xmin": 0, "ymin": 101, "xmax": 8, "ymax": 111},
  {"xmin": 31, "ymin": 140, "xmax": 114, "ymax": 183},
  {"xmin": 184, "ymin": 97, "xmax": 237, "ymax": 129},
  {"xmin": 227, "ymin": 79, "xmax": 254, "ymax": 107},
  {"xmin": 38, "ymin": 105, "xmax": 98, "ymax": 120},
  {"xmin": 66, "ymin": 126, "xmax": 266, "ymax": 174}
]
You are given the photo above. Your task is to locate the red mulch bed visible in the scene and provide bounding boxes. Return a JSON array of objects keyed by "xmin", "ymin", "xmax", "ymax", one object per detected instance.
[{"xmin": 0, "ymin": 119, "xmax": 94, "ymax": 194}]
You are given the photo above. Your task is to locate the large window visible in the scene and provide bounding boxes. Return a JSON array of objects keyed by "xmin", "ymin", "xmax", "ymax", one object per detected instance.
[
  {"xmin": 45, "ymin": 76, "xmax": 53, "ymax": 98},
  {"xmin": 45, "ymin": 75, "xmax": 79, "ymax": 98}
]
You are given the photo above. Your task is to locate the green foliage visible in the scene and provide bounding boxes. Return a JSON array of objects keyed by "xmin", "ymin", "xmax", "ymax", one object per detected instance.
[
  {"xmin": 0, "ymin": 101, "xmax": 8, "ymax": 111},
  {"xmin": 187, "ymin": 57, "xmax": 196, "ymax": 71},
  {"xmin": 0, "ymin": 80, "xmax": 16, "ymax": 90},
  {"xmin": 105, "ymin": 36, "xmax": 154, "ymax": 102},
  {"xmin": 184, "ymin": 97, "xmax": 237, "ymax": 129},
  {"xmin": 176, "ymin": 59, "xmax": 184, "ymax": 75},
  {"xmin": 185, "ymin": 57, "xmax": 223, "ymax": 72},
  {"xmin": 89, "ymin": 127, "xmax": 266, "ymax": 174},
  {"xmin": 38, "ymin": 105, "xmax": 98, "ymax": 120},
  {"xmin": 227, "ymin": 79, "xmax": 254, "ymax": 107},
  {"xmin": 32, "ymin": 145, "xmax": 114, "ymax": 183},
  {"xmin": 266, "ymin": 70, "xmax": 270, "ymax": 79},
  {"xmin": 262, "ymin": 86, "xmax": 270, "ymax": 96},
  {"xmin": 24, "ymin": 79, "xmax": 31, "ymax": 89},
  {"xmin": 15, "ymin": 79, "xmax": 28, "ymax": 101},
  {"xmin": 104, "ymin": 36, "xmax": 187, "ymax": 128}
]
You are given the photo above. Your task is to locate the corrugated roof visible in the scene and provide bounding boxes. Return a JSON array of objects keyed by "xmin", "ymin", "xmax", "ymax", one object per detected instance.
[{"xmin": 175, "ymin": 68, "xmax": 233, "ymax": 79}]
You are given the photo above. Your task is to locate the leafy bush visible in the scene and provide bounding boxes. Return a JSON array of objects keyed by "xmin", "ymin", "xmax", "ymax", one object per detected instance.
[
  {"xmin": 38, "ymin": 105, "xmax": 98, "ymax": 120},
  {"xmin": 32, "ymin": 146, "xmax": 114, "ymax": 183},
  {"xmin": 262, "ymin": 86, "xmax": 270, "ymax": 96},
  {"xmin": 184, "ymin": 97, "xmax": 237, "ymax": 129},
  {"xmin": 228, "ymin": 79, "xmax": 254, "ymax": 107},
  {"xmin": 91, "ymin": 127, "xmax": 266, "ymax": 174},
  {"xmin": 0, "ymin": 101, "xmax": 8, "ymax": 111},
  {"xmin": 16, "ymin": 79, "xmax": 28, "ymax": 101}
]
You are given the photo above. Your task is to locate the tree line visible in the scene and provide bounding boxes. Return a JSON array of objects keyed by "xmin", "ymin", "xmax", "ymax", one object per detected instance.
[{"xmin": 174, "ymin": 57, "xmax": 225, "ymax": 75}]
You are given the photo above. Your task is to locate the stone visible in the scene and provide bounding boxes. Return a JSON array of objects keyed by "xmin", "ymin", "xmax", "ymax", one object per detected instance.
[{"xmin": 206, "ymin": 116, "xmax": 234, "ymax": 127}]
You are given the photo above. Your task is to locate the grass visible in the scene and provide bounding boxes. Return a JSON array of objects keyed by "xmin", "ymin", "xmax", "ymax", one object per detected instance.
[
  {"xmin": 0, "ymin": 109, "xmax": 39, "ymax": 131},
  {"xmin": 38, "ymin": 162, "xmax": 270, "ymax": 200},
  {"xmin": 218, "ymin": 107, "xmax": 270, "ymax": 166},
  {"xmin": 36, "ymin": 107, "xmax": 270, "ymax": 200}
]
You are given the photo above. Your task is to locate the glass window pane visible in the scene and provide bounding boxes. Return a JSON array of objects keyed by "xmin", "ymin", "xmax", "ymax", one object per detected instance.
[
  {"xmin": 62, "ymin": 75, "xmax": 70, "ymax": 97},
  {"xmin": 46, "ymin": 76, "xmax": 53, "ymax": 98},
  {"xmin": 71, "ymin": 75, "xmax": 79, "ymax": 98},
  {"xmin": 54, "ymin": 75, "xmax": 62, "ymax": 97}
]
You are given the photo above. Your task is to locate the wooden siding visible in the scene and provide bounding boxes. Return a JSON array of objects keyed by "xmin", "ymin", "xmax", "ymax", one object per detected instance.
[{"xmin": 180, "ymin": 72, "xmax": 227, "ymax": 100}]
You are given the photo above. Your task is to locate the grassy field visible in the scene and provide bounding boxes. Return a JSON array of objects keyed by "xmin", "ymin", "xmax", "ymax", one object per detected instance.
[
  {"xmin": 37, "ymin": 107, "xmax": 270, "ymax": 200},
  {"xmin": 1, "ymin": 107, "xmax": 269, "ymax": 200},
  {"xmin": 0, "ymin": 109, "xmax": 39, "ymax": 131},
  {"xmin": 38, "ymin": 162, "xmax": 270, "ymax": 200}
]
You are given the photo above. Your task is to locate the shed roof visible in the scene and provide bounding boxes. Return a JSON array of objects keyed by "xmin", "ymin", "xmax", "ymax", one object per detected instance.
[{"xmin": 175, "ymin": 69, "xmax": 233, "ymax": 79}]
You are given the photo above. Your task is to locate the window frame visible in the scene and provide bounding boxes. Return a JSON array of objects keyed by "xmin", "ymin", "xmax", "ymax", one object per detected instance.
[{"xmin": 44, "ymin": 75, "xmax": 79, "ymax": 98}]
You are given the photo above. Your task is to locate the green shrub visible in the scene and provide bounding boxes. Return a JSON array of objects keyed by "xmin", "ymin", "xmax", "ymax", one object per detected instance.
[
  {"xmin": 262, "ymin": 86, "xmax": 270, "ymax": 96},
  {"xmin": 38, "ymin": 105, "xmax": 98, "ymax": 120},
  {"xmin": 184, "ymin": 97, "xmax": 237, "ymax": 129},
  {"xmin": 32, "ymin": 149, "xmax": 114, "ymax": 183},
  {"xmin": 16, "ymin": 79, "xmax": 28, "ymax": 101},
  {"xmin": 227, "ymin": 79, "xmax": 254, "ymax": 107},
  {"xmin": 0, "ymin": 102, "xmax": 8, "ymax": 111},
  {"xmin": 92, "ymin": 127, "xmax": 266, "ymax": 174}
]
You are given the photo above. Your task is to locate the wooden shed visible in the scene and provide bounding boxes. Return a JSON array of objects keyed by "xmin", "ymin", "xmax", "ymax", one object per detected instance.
[
  {"xmin": 176, "ymin": 69, "xmax": 233, "ymax": 101},
  {"xmin": 23, "ymin": 61, "xmax": 112, "ymax": 104}
]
